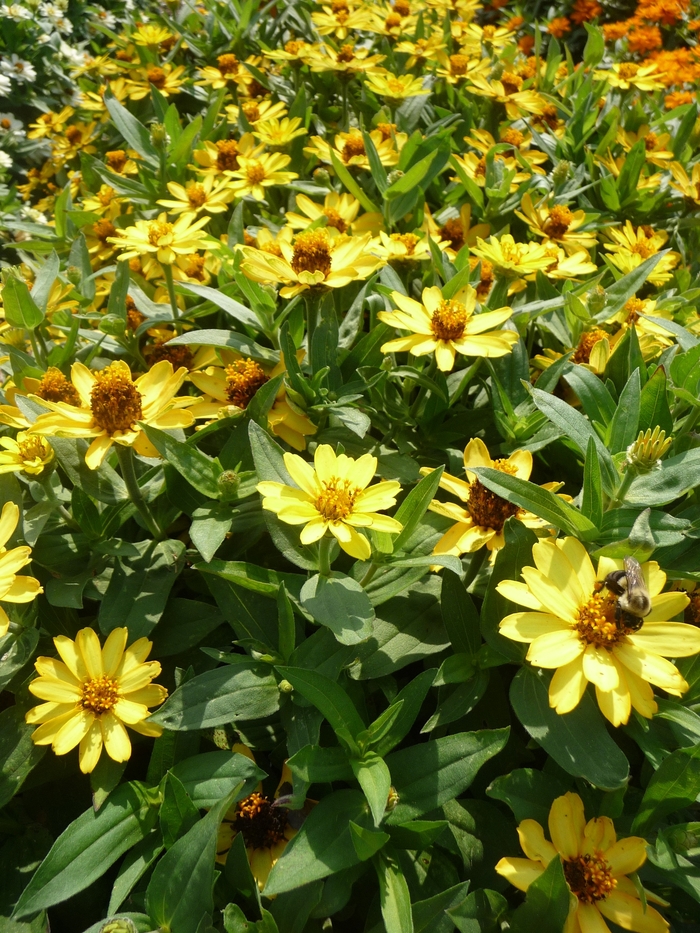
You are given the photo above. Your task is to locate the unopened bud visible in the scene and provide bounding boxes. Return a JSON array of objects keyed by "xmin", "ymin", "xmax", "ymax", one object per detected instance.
[
  {"xmin": 99, "ymin": 313, "xmax": 127, "ymax": 336},
  {"xmin": 587, "ymin": 285, "xmax": 606, "ymax": 314},
  {"xmin": 313, "ymin": 167, "xmax": 331, "ymax": 186},
  {"xmin": 150, "ymin": 123, "xmax": 169, "ymax": 148},
  {"xmin": 552, "ymin": 160, "xmax": 571, "ymax": 185},
  {"xmin": 380, "ymin": 355, "xmax": 393, "ymax": 370},
  {"xmin": 625, "ymin": 427, "xmax": 672, "ymax": 474},
  {"xmin": 66, "ymin": 265, "xmax": 82, "ymax": 286},
  {"xmin": 490, "ymin": 62, "xmax": 504, "ymax": 81},
  {"xmin": 278, "ymin": 679, "xmax": 293, "ymax": 694},
  {"xmin": 386, "ymin": 786, "xmax": 399, "ymax": 811},
  {"xmin": 217, "ymin": 469, "xmax": 240, "ymax": 500}
]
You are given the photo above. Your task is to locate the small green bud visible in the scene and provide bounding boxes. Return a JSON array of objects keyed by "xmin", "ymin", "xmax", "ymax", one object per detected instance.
[
  {"xmin": 217, "ymin": 469, "xmax": 240, "ymax": 500},
  {"xmin": 313, "ymin": 167, "xmax": 331, "ymax": 186},
  {"xmin": 587, "ymin": 285, "xmax": 606, "ymax": 314},
  {"xmin": 65, "ymin": 265, "xmax": 82, "ymax": 286},
  {"xmin": 552, "ymin": 160, "xmax": 571, "ymax": 184},
  {"xmin": 99, "ymin": 313, "xmax": 128, "ymax": 336},
  {"xmin": 150, "ymin": 123, "xmax": 169, "ymax": 148},
  {"xmin": 278, "ymin": 679, "xmax": 294, "ymax": 694}
]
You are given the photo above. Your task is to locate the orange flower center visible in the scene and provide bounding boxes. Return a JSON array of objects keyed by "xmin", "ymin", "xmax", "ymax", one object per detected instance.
[
  {"xmin": 341, "ymin": 133, "xmax": 366, "ymax": 161},
  {"xmin": 146, "ymin": 344, "xmax": 194, "ymax": 369},
  {"xmin": 440, "ymin": 218, "xmax": 465, "ymax": 251},
  {"xmin": 563, "ymin": 853, "xmax": 617, "ymax": 904},
  {"xmin": 501, "ymin": 72, "xmax": 523, "ymax": 94},
  {"xmin": 65, "ymin": 126, "xmax": 83, "ymax": 145},
  {"xmin": 393, "ymin": 0, "xmax": 410, "ymax": 15},
  {"xmin": 186, "ymin": 183, "xmax": 207, "ymax": 208},
  {"xmin": 449, "ymin": 54, "xmax": 469, "ymax": 75},
  {"xmin": 18, "ymin": 435, "xmax": 51, "ymax": 465},
  {"xmin": 572, "ymin": 328, "xmax": 606, "ymax": 364},
  {"xmin": 545, "ymin": 205, "xmax": 574, "ymax": 239},
  {"xmin": 90, "ymin": 365, "xmax": 143, "ymax": 434},
  {"xmin": 80, "ymin": 675, "xmax": 120, "ymax": 715},
  {"xmin": 233, "ymin": 792, "xmax": 288, "ymax": 849},
  {"xmin": 291, "ymin": 230, "xmax": 332, "ymax": 278},
  {"xmin": 98, "ymin": 186, "xmax": 116, "ymax": 206},
  {"xmin": 148, "ymin": 221, "xmax": 174, "ymax": 246},
  {"xmin": 242, "ymin": 101, "xmax": 260, "ymax": 122},
  {"xmin": 93, "ymin": 219, "xmax": 117, "ymax": 243},
  {"xmin": 618, "ymin": 63, "xmax": 639, "ymax": 80},
  {"xmin": 225, "ymin": 359, "xmax": 269, "ymax": 408},
  {"xmin": 147, "ymin": 66, "xmax": 167, "ymax": 88},
  {"xmin": 315, "ymin": 478, "xmax": 358, "ymax": 521},
  {"xmin": 285, "ymin": 40, "xmax": 304, "ymax": 55},
  {"xmin": 467, "ymin": 460, "xmax": 518, "ymax": 531},
  {"xmin": 574, "ymin": 588, "xmax": 631, "ymax": 647},
  {"xmin": 337, "ymin": 43, "xmax": 356, "ymax": 62},
  {"xmin": 391, "ymin": 232, "xmax": 420, "ymax": 254},
  {"xmin": 501, "ymin": 128, "xmax": 525, "ymax": 147},
  {"xmin": 431, "ymin": 299, "xmax": 468, "ymax": 341},
  {"xmin": 631, "ymin": 238, "xmax": 656, "ymax": 259},
  {"xmin": 376, "ymin": 122, "xmax": 396, "ymax": 140},
  {"xmin": 385, "ymin": 12, "xmax": 402, "ymax": 27},
  {"xmin": 469, "ymin": 256, "xmax": 494, "ymax": 298},
  {"xmin": 216, "ymin": 139, "xmax": 239, "ymax": 171},
  {"xmin": 217, "ymin": 53, "xmax": 239, "ymax": 75},
  {"xmin": 106, "ymin": 149, "xmax": 128, "ymax": 173},
  {"xmin": 323, "ymin": 207, "xmax": 347, "ymax": 233},
  {"xmin": 246, "ymin": 162, "xmax": 267, "ymax": 184},
  {"xmin": 644, "ymin": 131, "xmax": 659, "ymax": 151},
  {"xmin": 624, "ymin": 297, "xmax": 645, "ymax": 323},
  {"xmin": 36, "ymin": 367, "xmax": 81, "ymax": 407},
  {"xmin": 482, "ymin": 25, "xmax": 496, "ymax": 39}
]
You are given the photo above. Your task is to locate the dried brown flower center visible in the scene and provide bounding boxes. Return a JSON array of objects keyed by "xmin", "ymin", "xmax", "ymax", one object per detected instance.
[
  {"xmin": 216, "ymin": 139, "xmax": 239, "ymax": 171},
  {"xmin": 225, "ymin": 359, "xmax": 269, "ymax": 408},
  {"xmin": 685, "ymin": 591, "xmax": 700, "ymax": 626},
  {"xmin": 563, "ymin": 854, "xmax": 617, "ymax": 904},
  {"xmin": 36, "ymin": 367, "xmax": 81, "ymax": 406},
  {"xmin": 572, "ymin": 328, "xmax": 606, "ymax": 364},
  {"xmin": 574, "ymin": 588, "xmax": 630, "ymax": 648},
  {"xmin": 246, "ymin": 162, "xmax": 267, "ymax": 184},
  {"xmin": 501, "ymin": 72, "xmax": 523, "ymax": 94},
  {"xmin": 449, "ymin": 54, "xmax": 469, "ymax": 75},
  {"xmin": 106, "ymin": 149, "xmax": 128, "ymax": 173},
  {"xmin": 467, "ymin": 461, "xmax": 518, "ymax": 530},
  {"xmin": 323, "ymin": 207, "xmax": 347, "ymax": 233},
  {"xmin": 545, "ymin": 205, "xmax": 574, "ymax": 239},
  {"xmin": 148, "ymin": 221, "xmax": 174, "ymax": 246},
  {"xmin": 147, "ymin": 66, "xmax": 167, "ymax": 88},
  {"xmin": 291, "ymin": 230, "xmax": 332, "ymax": 278},
  {"xmin": 315, "ymin": 478, "xmax": 358, "ymax": 521},
  {"xmin": 541, "ymin": 104, "xmax": 560, "ymax": 128},
  {"xmin": 18, "ymin": 435, "xmax": 50, "ymax": 464},
  {"xmin": 234, "ymin": 792, "xmax": 288, "ymax": 848},
  {"xmin": 431, "ymin": 299, "xmax": 468, "ymax": 341},
  {"xmin": 80, "ymin": 675, "xmax": 120, "ymax": 715},
  {"xmin": 618, "ymin": 63, "xmax": 639, "ymax": 80},
  {"xmin": 90, "ymin": 365, "xmax": 143, "ymax": 434},
  {"xmin": 94, "ymin": 219, "xmax": 117, "ymax": 243},
  {"xmin": 217, "ymin": 53, "xmax": 239, "ymax": 75},
  {"xmin": 342, "ymin": 133, "xmax": 366, "ymax": 161},
  {"xmin": 182, "ymin": 255, "xmax": 207, "ymax": 280},
  {"xmin": 65, "ymin": 126, "xmax": 83, "ymax": 144},
  {"xmin": 644, "ymin": 132, "xmax": 658, "ymax": 150},
  {"xmin": 440, "ymin": 218, "xmax": 465, "ymax": 252},
  {"xmin": 242, "ymin": 101, "xmax": 260, "ymax": 122},
  {"xmin": 186, "ymin": 183, "xmax": 207, "ymax": 208},
  {"xmin": 337, "ymin": 43, "xmax": 356, "ymax": 62},
  {"xmin": 146, "ymin": 344, "xmax": 194, "ymax": 369}
]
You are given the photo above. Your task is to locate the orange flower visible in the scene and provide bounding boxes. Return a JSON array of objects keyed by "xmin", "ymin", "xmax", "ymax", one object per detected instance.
[
  {"xmin": 570, "ymin": 0, "xmax": 602, "ymax": 24},
  {"xmin": 548, "ymin": 17, "xmax": 571, "ymax": 37}
]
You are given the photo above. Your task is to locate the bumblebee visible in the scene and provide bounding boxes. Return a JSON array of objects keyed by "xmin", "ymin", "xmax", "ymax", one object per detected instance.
[{"xmin": 603, "ymin": 556, "xmax": 651, "ymax": 632}]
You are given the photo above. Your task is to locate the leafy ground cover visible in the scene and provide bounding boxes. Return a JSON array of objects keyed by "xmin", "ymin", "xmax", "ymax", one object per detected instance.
[{"xmin": 2, "ymin": 0, "xmax": 700, "ymax": 931}]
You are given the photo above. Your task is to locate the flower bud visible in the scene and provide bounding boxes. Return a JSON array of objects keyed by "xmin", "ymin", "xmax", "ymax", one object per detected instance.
[
  {"xmin": 386, "ymin": 786, "xmax": 400, "ymax": 811},
  {"xmin": 552, "ymin": 160, "xmax": 571, "ymax": 185},
  {"xmin": 587, "ymin": 285, "xmax": 606, "ymax": 314},
  {"xmin": 278, "ymin": 679, "xmax": 294, "ymax": 694},
  {"xmin": 625, "ymin": 427, "xmax": 672, "ymax": 474},
  {"xmin": 313, "ymin": 167, "xmax": 331, "ymax": 186},
  {"xmin": 217, "ymin": 469, "xmax": 240, "ymax": 500},
  {"xmin": 99, "ymin": 314, "xmax": 128, "ymax": 336},
  {"xmin": 150, "ymin": 123, "xmax": 169, "ymax": 149},
  {"xmin": 65, "ymin": 265, "xmax": 82, "ymax": 286}
]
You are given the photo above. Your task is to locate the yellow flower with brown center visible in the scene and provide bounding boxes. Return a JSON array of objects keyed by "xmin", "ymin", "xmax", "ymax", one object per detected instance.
[
  {"xmin": 218, "ymin": 789, "xmax": 297, "ymax": 890},
  {"xmin": 0, "ymin": 502, "xmax": 43, "ymax": 637},
  {"xmin": 378, "ymin": 284, "xmax": 518, "ymax": 371},
  {"xmin": 258, "ymin": 444, "xmax": 402, "ymax": 560},
  {"xmin": 421, "ymin": 439, "xmax": 564, "ymax": 558},
  {"xmin": 515, "ymin": 194, "xmax": 597, "ymax": 253},
  {"xmin": 239, "ymin": 227, "xmax": 383, "ymax": 299},
  {"xmin": 126, "ymin": 62, "xmax": 187, "ymax": 100},
  {"xmin": 252, "ymin": 117, "xmax": 308, "ymax": 148},
  {"xmin": 669, "ymin": 161, "xmax": 700, "ymax": 207},
  {"xmin": 497, "ymin": 793, "xmax": 670, "ymax": 933},
  {"xmin": 226, "ymin": 152, "xmax": 299, "ymax": 200},
  {"xmin": 107, "ymin": 211, "xmax": 210, "ymax": 266},
  {"xmin": 225, "ymin": 98, "xmax": 288, "ymax": 126},
  {"xmin": 104, "ymin": 149, "xmax": 138, "ymax": 176},
  {"xmin": 471, "ymin": 234, "xmax": 554, "ymax": 279},
  {"xmin": 0, "ymin": 432, "xmax": 54, "ymax": 476},
  {"xmin": 305, "ymin": 128, "xmax": 403, "ymax": 169},
  {"xmin": 25, "ymin": 627, "xmax": 167, "ymax": 774},
  {"xmin": 364, "ymin": 71, "xmax": 429, "ymax": 102},
  {"xmin": 466, "ymin": 71, "xmax": 546, "ymax": 118},
  {"xmin": 131, "ymin": 23, "xmax": 174, "ymax": 46},
  {"xmin": 602, "ymin": 222, "xmax": 680, "ymax": 286},
  {"xmin": 157, "ymin": 175, "xmax": 235, "ymax": 215},
  {"xmin": 304, "ymin": 42, "xmax": 386, "ymax": 74},
  {"xmin": 596, "ymin": 61, "xmax": 666, "ymax": 91},
  {"xmin": 30, "ymin": 360, "xmax": 195, "ymax": 469},
  {"xmin": 285, "ymin": 192, "xmax": 381, "ymax": 236},
  {"xmin": 497, "ymin": 537, "xmax": 700, "ymax": 726}
]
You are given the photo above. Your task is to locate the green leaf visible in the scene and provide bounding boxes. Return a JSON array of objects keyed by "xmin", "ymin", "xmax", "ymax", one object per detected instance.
[
  {"xmin": 146, "ymin": 787, "xmax": 240, "ymax": 933},
  {"xmin": 510, "ymin": 667, "xmax": 629, "ymax": 791},
  {"xmin": 204, "ymin": 574, "xmax": 283, "ymax": 651},
  {"xmin": 249, "ymin": 420, "xmax": 294, "ymax": 485},
  {"xmin": 141, "ymin": 425, "xmax": 222, "ymax": 499},
  {"xmin": 350, "ymin": 821, "xmax": 390, "ymax": 860},
  {"xmin": 300, "ymin": 572, "xmax": 375, "ymax": 645},
  {"xmin": 606, "ymin": 369, "xmax": 640, "ymax": 454},
  {"xmin": 385, "ymin": 729, "xmax": 509, "ymax": 823},
  {"xmin": 601, "ymin": 252, "xmax": 665, "ymax": 318},
  {"xmin": 563, "ymin": 367, "xmax": 616, "ymax": 426},
  {"xmin": 486, "ymin": 768, "xmax": 569, "ymax": 825},
  {"xmin": 13, "ymin": 782, "xmax": 159, "ymax": 918},
  {"xmin": 149, "ymin": 661, "xmax": 280, "ymax": 730},
  {"xmin": 2, "ymin": 276, "xmax": 45, "ymax": 328},
  {"xmin": 351, "ymin": 753, "xmax": 392, "ymax": 826},
  {"xmin": 277, "ymin": 584, "xmax": 296, "ymax": 662},
  {"xmin": 159, "ymin": 773, "xmax": 201, "ymax": 848},
  {"xmin": 166, "ymin": 329, "xmax": 279, "ymax": 363},
  {"xmin": 390, "ymin": 467, "xmax": 444, "ymax": 555},
  {"xmin": 448, "ymin": 889, "xmax": 508, "ymax": 933},
  {"xmin": 48, "ymin": 436, "xmax": 127, "ymax": 505},
  {"xmin": 632, "ymin": 745, "xmax": 700, "ymax": 835},
  {"xmin": 171, "ymin": 750, "xmax": 264, "ymax": 808},
  {"xmin": 625, "ymin": 448, "xmax": 700, "ymax": 507},
  {"xmin": 388, "ymin": 820, "xmax": 447, "ymax": 850},
  {"xmin": 330, "ymin": 150, "xmax": 380, "ymax": 213},
  {"xmin": 472, "ymin": 468, "xmax": 598, "ymax": 539},
  {"xmin": 371, "ymin": 669, "xmax": 436, "ymax": 757},
  {"xmin": 638, "ymin": 365, "xmax": 673, "ymax": 434},
  {"xmin": 178, "ymin": 283, "xmax": 259, "ymax": 328},
  {"xmin": 0, "ymin": 708, "xmax": 45, "ymax": 810},
  {"xmin": 441, "ymin": 570, "xmax": 481, "ymax": 656},
  {"xmin": 582, "ymin": 22, "xmax": 605, "ymax": 66},
  {"xmin": 412, "ymin": 882, "xmax": 470, "ymax": 933},
  {"xmin": 617, "ymin": 139, "xmax": 646, "ymax": 205},
  {"xmin": 287, "ymin": 745, "xmax": 353, "ymax": 784},
  {"xmin": 104, "ymin": 89, "xmax": 159, "ymax": 165},
  {"xmin": 375, "ymin": 851, "xmax": 414, "ymax": 933},
  {"xmin": 108, "ymin": 832, "xmax": 164, "ymax": 915},
  {"xmin": 385, "ymin": 150, "xmax": 437, "ymax": 199},
  {"xmin": 581, "ymin": 436, "xmax": 604, "ymax": 529},
  {"xmin": 263, "ymin": 790, "xmax": 371, "ymax": 895},
  {"xmin": 509, "ymin": 856, "xmax": 574, "ymax": 933},
  {"xmin": 275, "ymin": 666, "xmax": 365, "ymax": 746},
  {"xmin": 421, "ymin": 671, "xmax": 489, "ymax": 732}
]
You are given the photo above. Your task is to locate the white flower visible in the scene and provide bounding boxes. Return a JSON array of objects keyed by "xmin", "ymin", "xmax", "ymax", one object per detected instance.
[
  {"xmin": 91, "ymin": 9, "xmax": 116, "ymax": 27},
  {"xmin": 0, "ymin": 75, "xmax": 11, "ymax": 97},
  {"xmin": 0, "ymin": 113, "xmax": 24, "ymax": 138},
  {"xmin": 59, "ymin": 42, "xmax": 86, "ymax": 66},
  {"xmin": 21, "ymin": 207, "xmax": 48, "ymax": 223},
  {"xmin": 0, "ymin": 149, "xmax": 11, "ymax": 168},
  {"xmin": 1, "ymin": 4, "xmax": 33, "ymax": 21},
  {"xmin": 0, "ymin": 54, "xmax": 37, "ymax": 83}
]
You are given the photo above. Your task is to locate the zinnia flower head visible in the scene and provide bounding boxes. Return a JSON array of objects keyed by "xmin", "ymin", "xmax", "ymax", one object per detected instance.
[
  {"xmin": 0, "ymin": 502, "xmax": 43, "ymax": 637},
  {"xmin": 0, "ymin": 431, "xmax": 54, "ymax": 476},
  {"xmin": 498, "ymin": 537, "xmax": 700, "ymax": 726},
  {"xmin": 108, "ymin": 212, "xmax": 210, "ymax": 265},
  {"xmin": 497, "ymin": 792, "xmax": 670, "ymax": 933},
  {"xmin": 26, "ymin": 627, "xmax": 167, "ymax": 773},
  {"xmin": 257, "ymin": 445, "xmax": 402, "ymax": 560}
]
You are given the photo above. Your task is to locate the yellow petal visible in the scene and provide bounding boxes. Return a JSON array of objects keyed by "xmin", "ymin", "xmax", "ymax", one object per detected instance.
[
  {"xmin": 500, "ymin": 612, "xmax": 569, "ymax": 642},
  {"xmin": 84, "ymin": 433, "xmax": 114, "ymax": 470},
  {"xmin": 614, "ymin": 644, "xmax": 687, "ymax": 695},
  {"xmin": 582, "ymin": 646, "xmax": 620, "ymax": 691},
  {"xmin": 577, "ymin": 903, "xmax": 611, "ymax": 933},
  {"xmin": 583, "ymin": 816, "xmax": 616, "ymax": 854},
  {"xmin": 495, "ymin": 857, "xmax": 544, "ymax": 892},
  {"xmin": 518, "ymin": 819, "xmax": 557, "ymax": 865},
  {"xmin": 53, "ymin": 634, "xmax": 87, "ymax": 680},
  {"xmin": 596, "ymin": 678, "xmax": 631, "ymax": 727},
  {"xmin": 644, "ymin": 593, "xmax": 690, "ymax": 624},
  {"xmin": 532, "ymin": 538, "xmax": 587, "ymax": 609},
  {"xmin": 299, "ymin": 518, "xmax": 328, "ymax": 545},
  {"xmin": 527, "ymin": 630, "xmax": 585, "ymax": 668},
  {"xmin": 549, "ymin": 793, "xmax": 586, "ymax": 859},
  {"xmin": 77, "ymin": 628, "xmax": 104, "ymax": 679},
  {"xmin": 29, "ymin": 679, "xmax": 81, "ymax": 703},
  {"xmin": 102, "ymin": 627, "xmax": 127, "ymax": 677},
  {"xmin": 496, "ymin": 580, "xmax": 544, "ymax": 611},
  {"xmin": 52, "ymin": 709, "xmax": 94, "ymax": 755},
  {"xmin": 605, "ymin": 837, "xmax": 648, "ymax": 877},
  {"xmin": 597, "ymin": 891, "xmax": 669, "ymax": 933},
  {"xmin": 549, "ymin": 655, "xmax": 587, "ymax": 714},
  {"xmin": 101, "ymin": 710, "xmax": 132, "ymax": 762},
  {"xmin": 0, "ymin": 501, "xmax": 19, "ymax": 549},
  {"xmin": 624, "ymin": 667, "xmax": 658, "ymax": 719},
  {"xmin": 113, "ymin": 698, "xmax": 150, "ymax": 724},
  {"xmin": 521, "ymin": 566, "xmax": 579, "ymax": 623},
  {"xmin": 283, "ymin": 452, "xmax": 318, "ymax": 496},
  {"xmin": 627, "ymin": 622, "xmax": 700, "ymax": 658},
  {"xmin": 79, "ymin": 720, "xmax": 104, "ymax": 773}
]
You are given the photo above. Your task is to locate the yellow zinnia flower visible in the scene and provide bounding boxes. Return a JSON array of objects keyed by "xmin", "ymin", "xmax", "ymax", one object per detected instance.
[
  {"xmin": 0, "ymin": 502, "xmax": 43, "ymax": 637},
  {"xmin": 252, "ymin": 117, "xmax": 308, "ymax": 148},
  {"xmin": 364, "ymin": 72, "xmax": 429, "ymax": 102},
  {"xmin": 602, "ymin": 222, "xmax": 680, "ymax": 287},
  {"xmin": 378, "ymin": 284, "xmax": 518, "ymax": 372},
  {"xmin": 26, "ymin": 627, "xmax": 167, "ymax": 774},
  {"xmin": 226, "ymin": 152, "xmax": 299, "ymax": 200},
  {"xmin": 305, "ymin": 128, "xmax": 403, "ymax": 169},
  {"xmin": 421, "ymin": 439, "xmax": 564, "ymax": 558},
  {"xmin": 0, "ymin": 432, "xmax": 54, "ymax": 476},
  {"xmin": 108, "ymin": 212, "xmax": 211, "ymax": 265},
  {"xmin": 30, "ymin": 360, "xmax": 195, "ymax": 469},
  {"xmin": 596, "ymin": 61, "xmax": 666, "ymax": 91},
  {"xmin": 126, "ymin": 63, "xmax": 187, "ymax": 100},
  {"xmin": 239, "ymin": 228, "xmax": 383, "ymax": 299},
  {"xmin": 471, "ymin": 234, "xmax": 554, "ymax": 279},
  {"xmin": 498, "ymin": 537, "xmax": 700, "ymax": 726},
  {"xmin": 515, "ymin": 194, "xmax": 597, "ymax": 254},
  {"xmin": 157, "ymin": 175, "xmax": 236, "ymax": 215},
  {"xmin": 257, "ymin": 445, "xmax": 402, "ymax": 560},
  {"xmin": 285, "ymin": 191, "xmax": 381, "ymax": 236},
  {"xmin": 497, "ymin": 792, "xmax": 670, "ymax": 933}
]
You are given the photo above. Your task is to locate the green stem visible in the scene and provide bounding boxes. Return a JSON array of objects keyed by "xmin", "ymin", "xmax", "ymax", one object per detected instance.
[
  {"xmin": 40, "ymin": 476, "xmax": 81, "ymax": 532},
  {"xmin": 304, "ymin": 293, "xmax": 318, "ymax": 369},
  {"xmin": 318, "ymin": 536, "xmax": 333, "ymax": 577},
  {"xmin": 608, "ymin": 468, "xmax": 635, "ymax": 511},
  {"xmin": 463, "ymin": 546, "xmax": 488, "ymax": 591},
  {"xmin": 409, "ymin": 358, "xmax": 437, "ymax": 420},
  {"xmin": 162, "ymin": 264, "xmax": 180, "ymax": 322},
  {"xmin": 116, "ymin": 444, "xmax": 165, "ymax": 540},
  {"xmin": 359, "ymin": 561, "xmax": 379, "ymax": 588}
]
